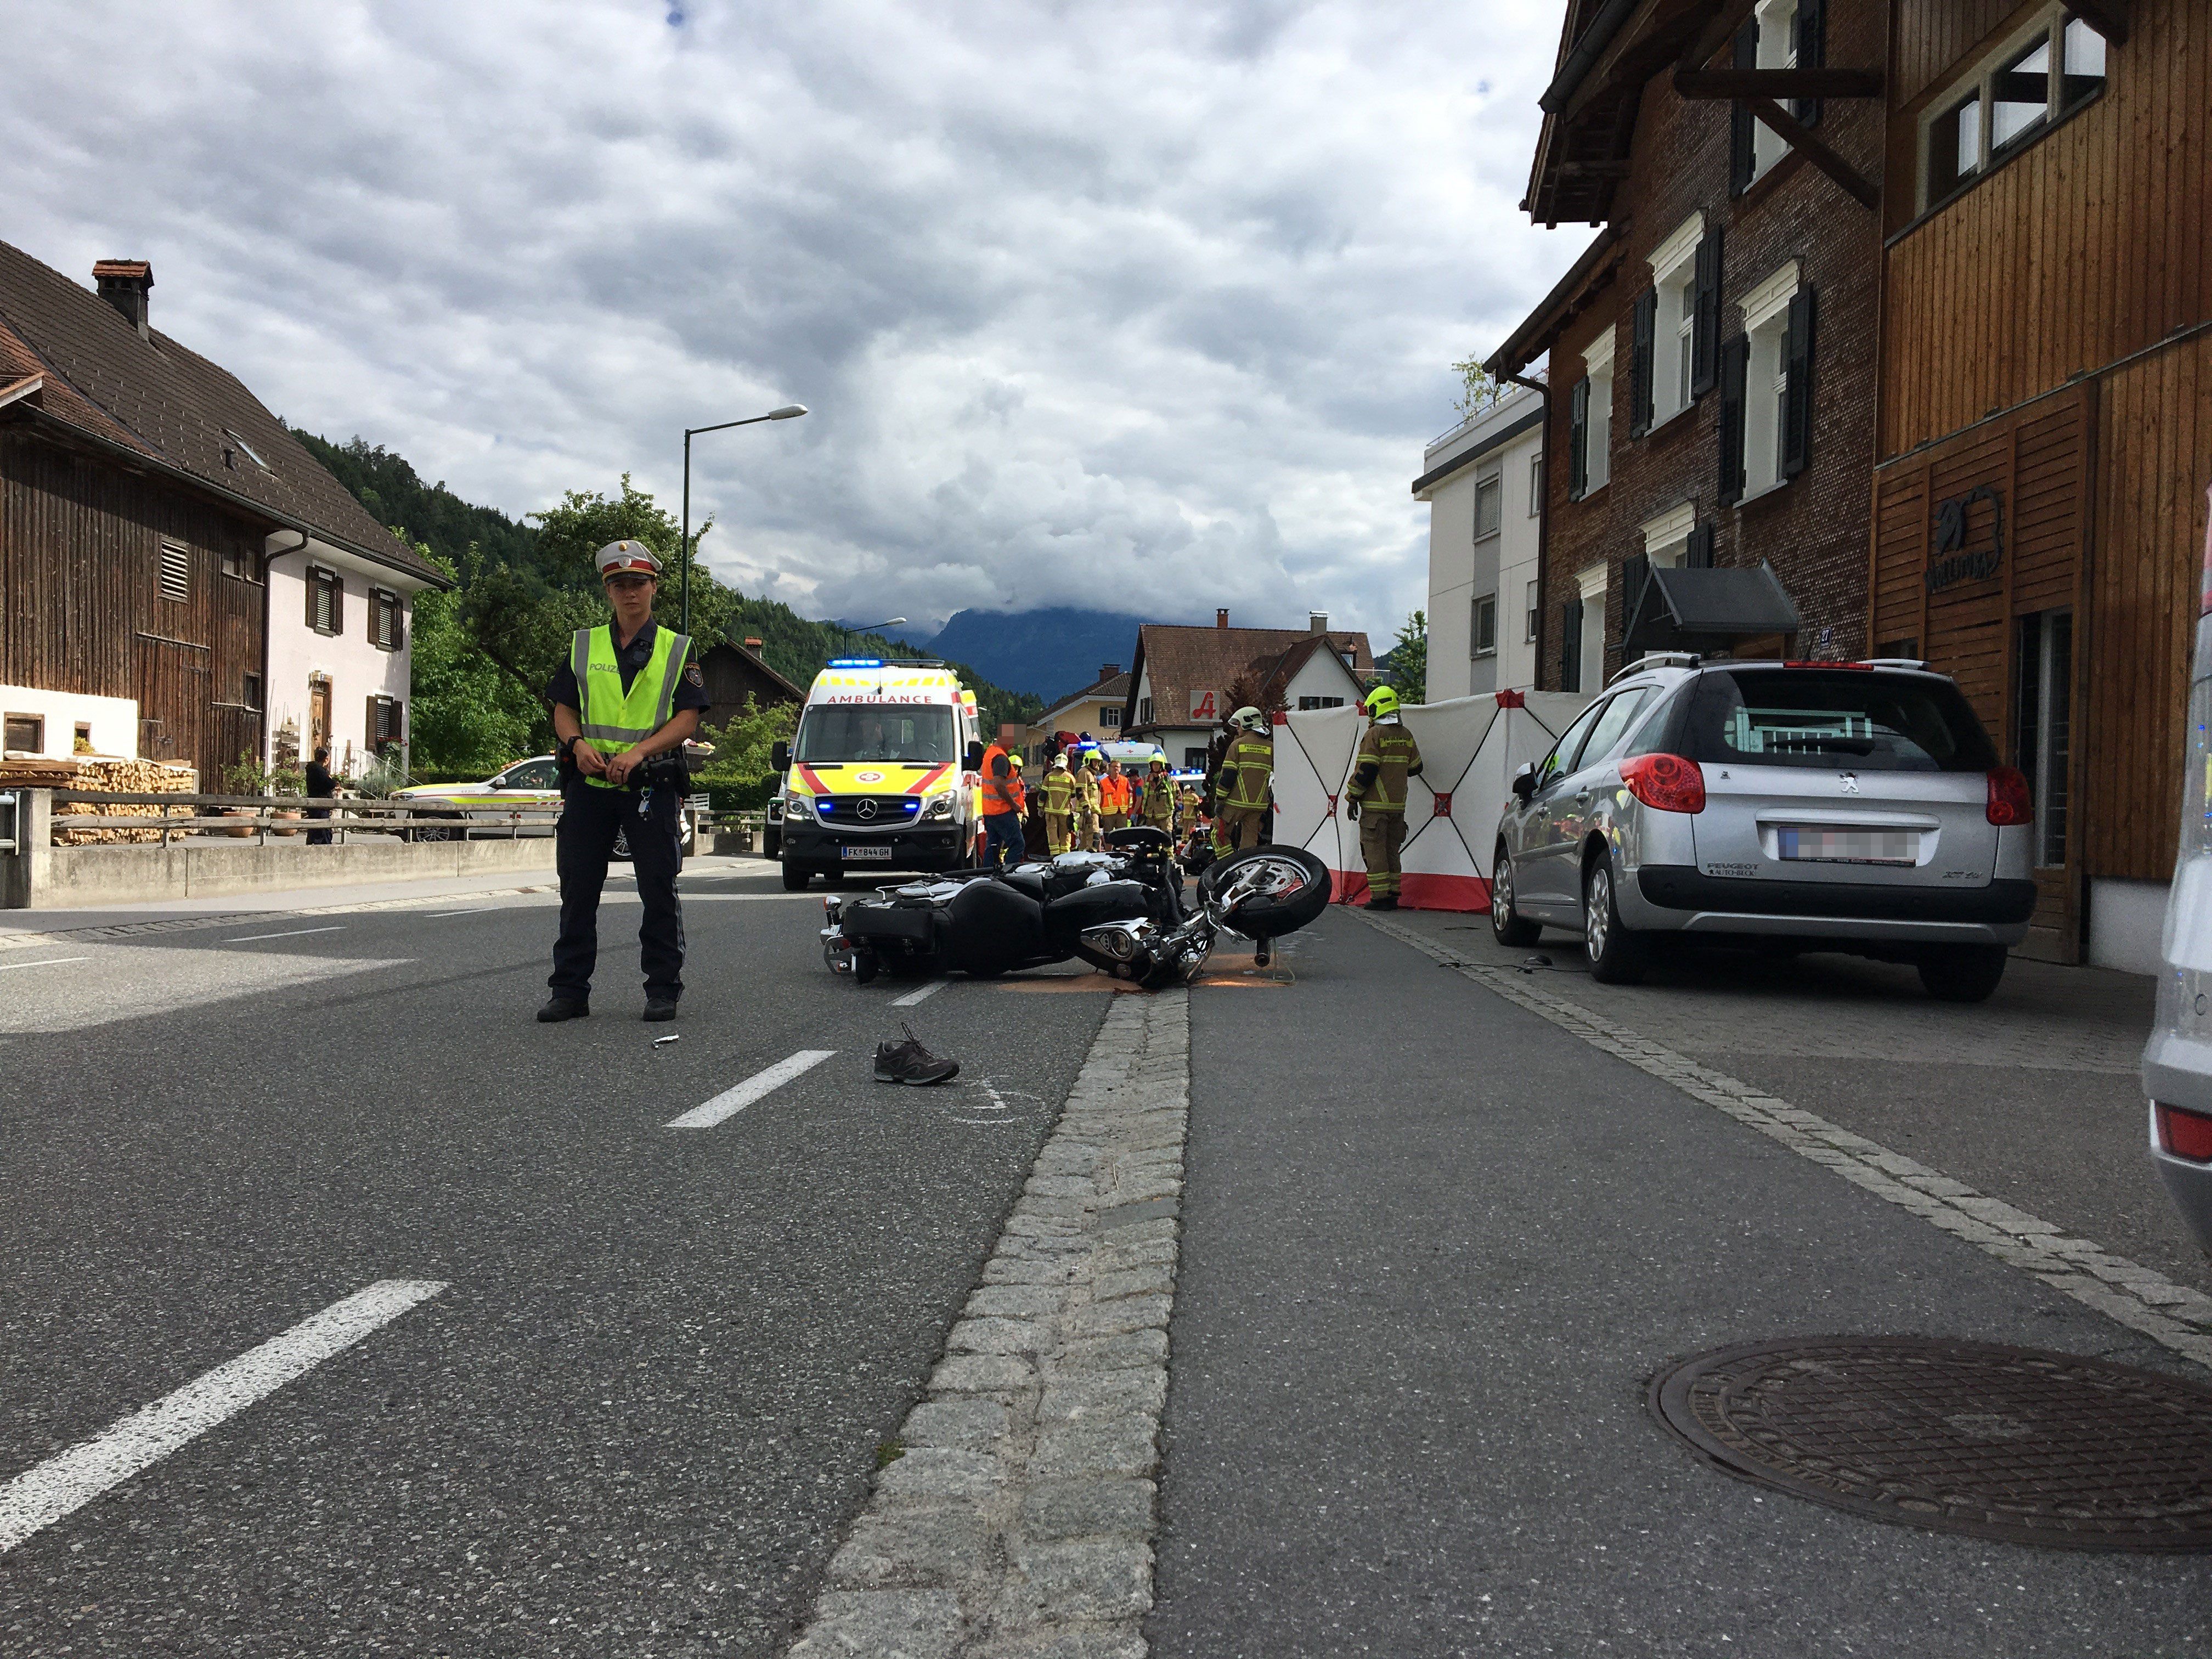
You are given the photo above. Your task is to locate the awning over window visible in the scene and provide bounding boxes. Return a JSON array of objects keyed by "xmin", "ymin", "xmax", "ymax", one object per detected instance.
[{"xmin": 1622, "ymin": 559, "xmax": 1800, "ymax": 656}]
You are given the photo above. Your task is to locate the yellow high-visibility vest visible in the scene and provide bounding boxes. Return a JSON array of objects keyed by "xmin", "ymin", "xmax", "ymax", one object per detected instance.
[{"xmin": 572, "ymin": 624, "xmax": 688, "ymax": 789}]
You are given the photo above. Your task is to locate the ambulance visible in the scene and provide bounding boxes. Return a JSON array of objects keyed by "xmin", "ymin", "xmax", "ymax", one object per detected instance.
[{"xmin": 771, "ymin": 658, "xmax": 986, "ymax": 890}]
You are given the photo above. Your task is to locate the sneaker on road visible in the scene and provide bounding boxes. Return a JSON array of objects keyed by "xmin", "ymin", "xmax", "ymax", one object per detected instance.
[
  {"xmin": 538, "ymin": 997, "xmax": 590, "ymax": 1022},
  {"xmin": 875, "ymin": 1022, "xmax": 959, "ymax": 1085},
  {"xmin": 642, "ymin": 998, "xmax": 679, "ymax": 1022}
]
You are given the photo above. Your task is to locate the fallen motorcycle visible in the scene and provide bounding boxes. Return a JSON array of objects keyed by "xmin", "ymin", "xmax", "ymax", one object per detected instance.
[{"xmin": 819, "ymin": 827, "xmax": 1331, "ymax": 991}]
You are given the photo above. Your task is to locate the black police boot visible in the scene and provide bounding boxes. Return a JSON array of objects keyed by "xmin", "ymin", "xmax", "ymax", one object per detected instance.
[
  {"xmin": 874, "ymin": 1022, "xmax": 960, "ymax": 1085},
  {"xmin": 1369, "ymin": 894, "xmax": 1399, "ymax": 911},
  {"xmin": 642, "ymin": 997, "xmax": 679, "ymax": 1023},
  {"xmin": 538, "ymin": 996, "xmax": 590, "ymax": 1022}
]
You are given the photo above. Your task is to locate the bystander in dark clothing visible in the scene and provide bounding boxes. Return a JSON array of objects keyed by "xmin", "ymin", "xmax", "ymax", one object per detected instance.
[{"xmin": 304, "ymin": 751, "xmax": 335, "ymax": 845}]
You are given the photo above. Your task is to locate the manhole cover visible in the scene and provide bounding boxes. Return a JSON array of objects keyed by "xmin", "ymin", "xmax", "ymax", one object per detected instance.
[{"xmin": 1649, "ymin": 1337, "xmax": 2212, "ymax": 1550}]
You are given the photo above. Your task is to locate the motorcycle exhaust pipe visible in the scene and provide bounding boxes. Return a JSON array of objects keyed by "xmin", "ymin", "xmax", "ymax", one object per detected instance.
[{"xmin": 1080, "ymin": 923, "xmax": 1143, "ymax": 962}]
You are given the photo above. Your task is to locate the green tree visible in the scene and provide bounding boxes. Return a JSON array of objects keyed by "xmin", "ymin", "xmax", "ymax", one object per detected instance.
[
  {"xmin": 691, "ymin": 695, "xmax": 800, "ymax": 811},
  {"xmin": 404, "ymin": 544, "xmax": 541, "ymax": 775},
  {"xmin": 1390, "ymin": 610, "xmax": 1428, "ymax": 705},
  {"xmin": 1451, "ymin": 356, "xmax": 1499, "ymax": 420}
]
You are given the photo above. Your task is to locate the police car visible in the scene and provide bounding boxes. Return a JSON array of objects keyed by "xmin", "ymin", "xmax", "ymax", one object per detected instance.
[{"xmin": 391, "ymin": 755, "xmax": 698, "ymax": 854}]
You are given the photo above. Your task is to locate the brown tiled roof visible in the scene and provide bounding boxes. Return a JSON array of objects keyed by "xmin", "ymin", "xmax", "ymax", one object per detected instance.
[
  {"xmin": 0, "ymin": 239, "xmax": 444, "ymax": 585},
  {"xmin": 1123, "ymin": 623, "xmax": 1373, "ymax": 733},
  {"xmin": 1039, "ymin": 668, "xmax": 1131, "ymax": 723}
]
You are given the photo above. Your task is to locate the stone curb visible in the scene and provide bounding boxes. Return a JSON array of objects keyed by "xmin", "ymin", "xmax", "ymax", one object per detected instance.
[
  {"xmin": 1357, "ymin": 910, "xmax": 2212, "ymax": 1372},
  {"xmin": 788, "ymin": 990, "xmax": 1190, "ymax": 1658}
]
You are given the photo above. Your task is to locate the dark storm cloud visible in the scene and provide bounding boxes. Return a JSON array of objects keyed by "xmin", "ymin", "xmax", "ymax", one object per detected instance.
[{"xmin": 2, "ymin": 0, "xmax": 1573, "ymax": 636}]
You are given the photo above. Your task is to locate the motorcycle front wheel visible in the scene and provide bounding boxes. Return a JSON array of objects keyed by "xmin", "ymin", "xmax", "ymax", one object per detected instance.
[{"xmin": 1200, "ymin": 846, "xmax": 1331, "ymax": 939}]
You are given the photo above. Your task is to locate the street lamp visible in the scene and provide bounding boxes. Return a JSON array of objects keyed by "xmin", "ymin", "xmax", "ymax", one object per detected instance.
[
  {"xmin": 679, "ymin": 403, "xmax": 807, "ymax": 633},
  {"xmin": 848, "ymin": 617, "xmax": 907, "ymax": 634}
]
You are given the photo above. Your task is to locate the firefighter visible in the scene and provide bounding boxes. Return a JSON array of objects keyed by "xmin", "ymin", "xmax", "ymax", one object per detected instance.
[
  {"xmin": 1140, "ymin": 755, "xmax": 1175, "ymax": 834},
  {"xmin": 1075, "ymin": 752, "xmax": 1104, "ymax": 849},
  {"xmin": 1212, "ymin": 707, "xmax": 1273, "ymax": 853},
  {"xmin": 1042, "ymin": 752, "xmax": 1075, "ymax": 854},
  {"xmin": 1344, "ymin": 684, "xmax": 1423, "ymax": 911}
]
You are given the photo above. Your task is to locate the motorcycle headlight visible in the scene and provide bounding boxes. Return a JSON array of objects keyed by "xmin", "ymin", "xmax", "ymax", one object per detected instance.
[{"xmin": 921, "ymin": 794, "xmax": 953, "ymax": 820}]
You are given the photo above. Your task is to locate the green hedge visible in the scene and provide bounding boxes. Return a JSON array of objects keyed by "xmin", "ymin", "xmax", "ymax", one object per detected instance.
[{"xmin": 706, "ymin": 776, "xmax": 776, "ymax": 814}]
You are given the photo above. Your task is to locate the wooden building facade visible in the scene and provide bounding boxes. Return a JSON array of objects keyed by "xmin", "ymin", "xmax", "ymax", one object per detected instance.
[
  {"xmin": 1, "ymin": 421, "xmax": 268, "ymax": 783},
  {"xmin": 1871, "ymin": 0, "xmax": 2208, "ymax": 964},
  {"xmin": 0, "ymin": 243, "xmax": 445, "ymax": 787}
]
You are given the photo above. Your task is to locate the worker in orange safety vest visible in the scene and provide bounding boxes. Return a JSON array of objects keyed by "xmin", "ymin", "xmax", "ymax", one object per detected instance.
[{"xmin": 979, "ymin": 739, "xmax": 1026, "ymax": 870}]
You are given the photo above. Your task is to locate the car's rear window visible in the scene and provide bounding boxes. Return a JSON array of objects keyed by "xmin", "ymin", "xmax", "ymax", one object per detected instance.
[{"xmin": 1678, "ymin": 670, "xmax": 1997, "ymax": 772}]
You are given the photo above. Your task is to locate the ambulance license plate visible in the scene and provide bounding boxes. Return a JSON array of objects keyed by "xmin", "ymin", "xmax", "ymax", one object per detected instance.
[{"xmin": 841, "ymin": 844, "xmax": 894, "ymax": 860}]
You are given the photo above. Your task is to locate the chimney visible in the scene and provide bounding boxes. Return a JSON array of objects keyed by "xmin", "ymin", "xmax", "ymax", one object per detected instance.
[
  {"xmin": 93, "ymin": 260, "xmax": 153, "ymax": 341},
  {"xmin": 1308, "ymin": 611, "xmax": 1328, "ymax": 636},
  {"xmin": 1100, "ymin": 663, "xmax": 1120, "ymax": 682},
  {"xmin": 743, "ymin": 636, "xmax": 764, "ymax": 648},
  {"xmin": 1216, "ymin": 608, "xmax": 1229, "ymax": 629}
]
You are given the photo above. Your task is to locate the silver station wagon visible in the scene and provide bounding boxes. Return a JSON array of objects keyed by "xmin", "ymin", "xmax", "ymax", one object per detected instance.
[{"xmin": 1489, "ymin": 655, "xmax": 2037, "ymax": 1001}]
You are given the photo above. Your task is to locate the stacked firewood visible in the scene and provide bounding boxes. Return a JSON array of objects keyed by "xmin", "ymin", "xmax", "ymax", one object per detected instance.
[{"xmin": 39, "ymin": 757, "xmax": 201, "ymax": 844}]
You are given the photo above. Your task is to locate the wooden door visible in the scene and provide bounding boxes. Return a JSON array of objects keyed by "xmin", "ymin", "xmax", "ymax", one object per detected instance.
[
  {"xmin": 1867, "ymin": 385, "xmax": 2094, "ymax": 961},
  {"xmin": 308, "ymin": 676, "xmax": 331, "ymax": 760}
]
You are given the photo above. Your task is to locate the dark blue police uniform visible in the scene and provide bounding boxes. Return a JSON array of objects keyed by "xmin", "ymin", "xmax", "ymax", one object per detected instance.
[{"xmin": 544, "ymin": 621, "xmax": 712, "ymax": 1008}]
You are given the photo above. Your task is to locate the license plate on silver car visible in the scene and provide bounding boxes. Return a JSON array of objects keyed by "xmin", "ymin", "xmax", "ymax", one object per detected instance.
[
  {"xmin": 841, "ymin": 845, "xmax": 895, "ymax": 860},
  {"xmin": 1775, "ymin": 827, "xmax": 1918, "ymax": 865}
]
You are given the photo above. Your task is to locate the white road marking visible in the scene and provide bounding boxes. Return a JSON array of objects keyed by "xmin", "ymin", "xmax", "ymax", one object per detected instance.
[
  {"xmin": 667, "ymin": 1049, "xmax": 837, "ymax": 1130},
  {"xmin": 1358, "ymin": 910, "xmax": 2212, "ymax": 1372},
  {"xmin": 425, "ymin": 908, "xmax": 496, "ymax": 918},
  {"xmin": 223, "ymin": 926, "xmax": 346, "ymax": 943},
  {"xmin": 890, "ymin": 980, "xmax": 945, "ymax": 1007},
  {"xmin": 0, "ymin": 956, "xmax": 90, "ymax": 972},
  {"xmin": 0, "ymin": 1279, "xmax": 445, "ymax": 1553}
]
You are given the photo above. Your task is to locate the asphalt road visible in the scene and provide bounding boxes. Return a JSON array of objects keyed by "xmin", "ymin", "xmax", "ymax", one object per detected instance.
[
  {"xmin": 1149, "ymin": 908, "xmax": 2212, "ymax": 1658},
  {"xmin": 0, "ymin": 864, "xmax": 1113, "ymax": 1656}
]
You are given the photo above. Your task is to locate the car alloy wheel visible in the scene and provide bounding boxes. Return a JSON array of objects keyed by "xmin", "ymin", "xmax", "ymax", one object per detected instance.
[
  {"xmin": 1491, "ymin": 850, "xmax": 1540, "ymax": 946},
  {"xmin": 1582, "ymin": 854, "xmax": 1651, "ymax": 985}
]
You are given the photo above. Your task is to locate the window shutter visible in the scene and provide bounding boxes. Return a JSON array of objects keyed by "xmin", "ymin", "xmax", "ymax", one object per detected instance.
[
  {"xmin": 1729, "ymin": 20, "xmax": 1759, "ymax": 194},
  {"xmin": 366, "ymin": 696, "xmax": 381, "ymax": 752},
  {"xmin": 1686, "ymin": 523, "xmax": 1716, "ymax": 568},
  {"xmin": 1690, "ymin": 230, "xmax": 1722, "ymax": 397},
  {"xmin": 1620, "ymin": 553, "xmax": 1651, "ymax": 645},
  {"xmin": 1628, "ymin": 290, "xmax": 1657, "ymax": 437},
  {"xmin": 1794, "ymin": 0, "xmax": 1826, "ymax": 126},
  {"xmin": 1717, "ymin": 335, "xmax": 1749, "ymax": 506},
  {"xmin": 1560, "ymin": 601, "xmax": 1583, "ymax": 692},
  {"xmin": 1568, "ymin": 376, "xmax": 1590, "ymax": 500},
  {"xmin": 306, "ymin": 571, "xmax": 319, "ymax": 630},
  {"xmin": 1782, "ymin": 288, "xmax": 1817, "ymax": 478},
  {"xmin": 331, "ymin": 575, "xmax": 344, "ymax": 637}
]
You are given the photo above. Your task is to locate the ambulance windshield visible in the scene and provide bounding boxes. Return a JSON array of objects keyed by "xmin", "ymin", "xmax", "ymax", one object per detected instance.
[{"xmin": 794, "ymin": 704, "xmax": 958, "ymax": 765}]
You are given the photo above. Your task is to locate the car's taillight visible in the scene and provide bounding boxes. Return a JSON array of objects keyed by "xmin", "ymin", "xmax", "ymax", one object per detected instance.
[
  {"xmin": 2157, "ymin": 1103, "xmax": 2212, "ymax": 1162},
  {"xmin": 1986, "ymin": 766, "xmax": 2033, "ymax": 826},
  {"xmin": 1621, "ymin": 753, "xmax": 1706, "ymax": 814}
]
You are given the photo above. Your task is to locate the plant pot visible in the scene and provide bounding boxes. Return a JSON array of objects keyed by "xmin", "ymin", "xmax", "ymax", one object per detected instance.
[
  {"xmin": 221, "ymin": 808, "xmax": 257, "ymax": 839},
  {"xmin": 272, "ymin": 808, "xmax": 303, "ymax": 838}
]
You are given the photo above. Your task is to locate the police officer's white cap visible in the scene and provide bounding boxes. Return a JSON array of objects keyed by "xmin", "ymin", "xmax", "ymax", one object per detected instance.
[{"xmin": 596, "ymin": 540, "xmax": 663, "ymax": 577}]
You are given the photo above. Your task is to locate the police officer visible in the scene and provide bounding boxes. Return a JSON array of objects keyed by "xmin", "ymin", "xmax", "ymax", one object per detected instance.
[
  {"xmin": 539, "ymin": 540, "xmax": 711, "ymax": 1022},
  {"xmin": 1344, "ymin": 684, "xmax": 1423, "ymax": 911}
]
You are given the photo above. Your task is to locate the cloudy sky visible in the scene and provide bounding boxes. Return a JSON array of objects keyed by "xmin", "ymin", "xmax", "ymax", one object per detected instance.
[{"xmin": 4, "ymin": 1, "xmax": 1579, "ymax": 638}]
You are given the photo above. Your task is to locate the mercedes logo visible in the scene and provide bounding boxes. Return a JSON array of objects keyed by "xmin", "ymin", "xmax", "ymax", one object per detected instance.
[{"xmin": 856, "ymin": 798, "xmax": 879, "ymax": 821}]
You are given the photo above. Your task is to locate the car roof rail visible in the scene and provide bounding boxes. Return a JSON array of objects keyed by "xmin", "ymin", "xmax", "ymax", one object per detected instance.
[
  {"xmin": 1856, "ymin": 657, "xmax": 1931, "ymax": 670},
  {"xmin": 1609, "ymin": 652, "xmax": 1701, "ymax": 684}
]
